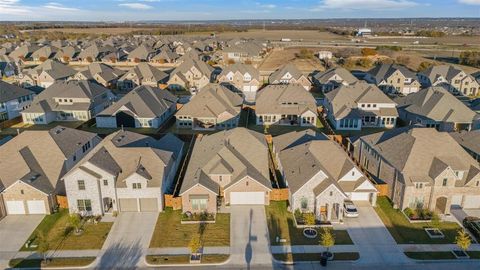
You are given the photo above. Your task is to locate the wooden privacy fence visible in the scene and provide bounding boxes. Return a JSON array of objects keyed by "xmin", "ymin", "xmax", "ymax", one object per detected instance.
[
  {"xmin": 0, "ymin": 116, "xmax": 22, "ymax": 130},
  {"xmin": 374, "ymin": 183, "xmax": 389, "ymax": 197},
  {"xmin": 165, "ymin": 194, "xmax": 182, "ymax": 210},
  {"xmin": 270, "ymin": 188, "xmax": 289, "ymax": 201},
  {"xmin": 56, "ymin": 195, "xmax": 68, "ymax": 209}
]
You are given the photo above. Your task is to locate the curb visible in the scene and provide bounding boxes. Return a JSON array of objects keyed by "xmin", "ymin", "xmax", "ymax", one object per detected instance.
[{"xmin": 142, "ymin": 254, "xmax": 231, "ymax": 268}]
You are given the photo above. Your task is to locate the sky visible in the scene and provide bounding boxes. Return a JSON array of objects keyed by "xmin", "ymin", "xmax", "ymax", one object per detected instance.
[{"xmin": 0, "ymin": 0, "xmax": 479, "ymax": 21}]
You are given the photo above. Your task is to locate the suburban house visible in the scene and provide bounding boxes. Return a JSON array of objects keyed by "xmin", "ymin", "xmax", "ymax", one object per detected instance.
[
  {"xmin": 395, "ymin": 86, "xmax": 480, "ymax": 132},
  {"xmin": 175, "ymin": 84, "xmax": 243, "ymax": 130},
  {"xmin": 21, "ymin": 80, "xmax": 115, "ymax": 125},
  {"xmin": 268, "ymin": 63, "xmax": 312, "ymax": 90},
  {"xmin": 63, "ymin": 131, "xmax": 184, "ymax": 215},
  {"xmin": 0, "ymin": 126, "xmax": 100, "ymax": 217},
  {"xmin": 323, "ymin": 82, "xmax": 398, "ymax": 131},
  {"xmin": 151, "ymin": 49, "xmax": 180, "ymax": 64},
  {"xmin": 0, "ymin": 58, "xmax": 17, "ymax": 77},
  {"xmin": 55, "ymin": 46, "xmax": 80, "ymax": 62},
  {"xmin": 217, "ymin": 63, "xmax": 261, "ymax": 103},
  {"xmin": 16, "ymin": 59, "xmax": 76, "ymax": 88},
  {"xmin": 78, "ymin": 44, "xmax": 114, "ymax": 62},
  {"xmin": 222, "ymin": 42, "xmax": 265, "ymax": 63},
  {"xmin": 312, "ymin": 67, "xmax": 358, "ymax": 93},
  {"xmin": 449, "ymin": 130, "xmax": 480, "ymax": 162},
  {"xmin": 179, "ymin": 128, "xmax": 271, "ymax": 214},
  {"xmin": 31, "ymin": 46, "xmax": 57, "ymax": 61},
  {"xmin": 0, "ymin": 81, "xmax": 35, "ymax": 121},
  {"xmin": 418, "ymin": 65, "xmax": 479, "ymax": 96},
  {"xmin": 255, "ymin": 84, "xmax": 318, "ymax": 127},
  {"xmin": 71, "ymin": 63, "xmax": 126, "ymax": 88},
  {"xmin": 353, "ymin": 126, "xmax": 480, "ymax": 213},
  {"xmin": 168, "ymin": 58, "xmax": 214, "ymax": 92},
  {"xmin": 96, "ymin": 85, "xmax": 177, "ymax": 129},
  {"xmin": 117, "ymin": 63, "xmax": 169, "ymax": 91},
  {"xmin": 364, "ymin": 63, "xmax": 421, "ymax": 95},
  {"xmin": 272, "ymin": 130, "xmax": 378, "ymax": 223},
  {"xmin": 127, "ymin": 45, "xmax": 157, "ymax": 62}
]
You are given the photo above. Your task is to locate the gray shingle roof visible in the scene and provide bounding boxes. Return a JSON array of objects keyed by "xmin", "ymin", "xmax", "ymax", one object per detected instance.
[
  {"xmin": 0, "ymin": 80, "xmax": 34, "ymax": 103},
  {"xmin": 256, "ymin": 84, "xmax": 317, "ymax": 115}
]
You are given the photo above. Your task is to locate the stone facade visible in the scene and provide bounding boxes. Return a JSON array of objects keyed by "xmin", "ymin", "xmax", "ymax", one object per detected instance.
[{"xmin": 2, "ymin": 181, "xmax": 52, "ymax": 214}]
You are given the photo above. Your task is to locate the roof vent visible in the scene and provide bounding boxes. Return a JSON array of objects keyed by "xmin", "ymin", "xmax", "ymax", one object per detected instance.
[{"xmin": 30, "ymin": 174, "xmax": 40, "ymax": 182}]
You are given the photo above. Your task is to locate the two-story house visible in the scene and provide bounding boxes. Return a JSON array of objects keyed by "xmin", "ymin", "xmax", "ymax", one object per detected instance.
[
  {"xmin": 16, "ymin": 59, "xmax": 77, "ymax": 89},
  {"xmin": 256, "ymin": 84, "xmax": 318, "ymax": 127},
  {"xmin": 168, "ymin": 58, "xmax": 214, "ymax": 92},
  {"xmin": 0, "ymin": 126, "xmax": 100, "ymax": 217},
  {"xmin": 268, "ymin": 63, "xmax": 312, "ymax": 90},
  {"xmin": 21, "ymin": 80, "xmax": 115, "ymax": 125},
  {"xmin": 312, "ymin": 67, "xmax": 358, "ymax": 93},
  {"xmin": 365, "ymin": 63, "xmax": 420, "ymax": 95},
  {"xmin": 72, "ymin": 63, "xmax": 126, "ymax": 88},
  {"xmin": 175, "ymin": 84, "xmax": 243, "ymax": 130},
  {"xmin": 117, "ymin": 63, "xmax": 169, "ymax": 91},
  {"xmin": 418, "ymin": 65, "xmax": 479, "ymax": 96},
  {"xmin": 217, "ymin": 63, "xmax": 261, "ymax": 103},
  {"xmin": 353, "ymin": 126, "xmax": 480, "ymax": 214},
  {"xmin": 63, "ymin": 131, "xmax": 184, "ymax": 216},
  {"xmin": 0, "ymin": 81, "xmax": 35, "ymax": 122},
  {"xmin": 323, "ymin": 82, "xmax": 398, "ymax": 131}
]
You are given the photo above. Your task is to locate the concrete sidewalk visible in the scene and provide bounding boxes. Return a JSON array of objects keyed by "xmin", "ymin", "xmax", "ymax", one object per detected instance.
[
  {"xmin": 401, "ymin": 244, "xmax": 480, "ymax": 252},
  {"xmin": 147, "ymin": 246, "xmax": 230, "ymax": 255},
  {"xmin": 270, "ymin": 245, "xmax": 358, "ymax": 254}
]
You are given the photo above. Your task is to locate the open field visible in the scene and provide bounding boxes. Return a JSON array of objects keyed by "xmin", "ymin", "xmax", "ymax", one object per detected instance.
[
  {"xmin": 259, "ymin": 47, "xmax": 325, "ymax": 74},
  {"xmin": 37, "ymin": 27, "xmax": 158, "ymax": 34},
  {"xmin": 217, "ymin": 30, "xmax": 346, "ymax": 41}
]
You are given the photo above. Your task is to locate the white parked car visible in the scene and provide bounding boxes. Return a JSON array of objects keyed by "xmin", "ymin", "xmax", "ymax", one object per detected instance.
[{"xmin": 344, "ymin": 201, "xmax": 359, "ymax": 218}]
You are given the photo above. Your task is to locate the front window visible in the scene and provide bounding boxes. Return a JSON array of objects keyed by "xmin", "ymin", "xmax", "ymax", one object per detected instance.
[
  {"xmin": 103, "ymin": 179, "xmax": 108, "ymax": 186},
  {"xmin": 78, "ymin": 180, "xmax": 85, "ymax": 190},
  {"xmin": 191, "ymin": 198, "xmax": 207, "ymax": 210},
  {"xmin": 300, "ymin": 197, "xmax": 308, "ymax": 210},
  {"xmin": 442, "ymin": 178, "xmax": 448, "ymax": 186},
  {"xmin": 133, "ymin": 183, "xmax": 142, "ymax": 189},
  {"xmin": 77, "ymin": 199, "xmax": 92, "ymax": 211}
]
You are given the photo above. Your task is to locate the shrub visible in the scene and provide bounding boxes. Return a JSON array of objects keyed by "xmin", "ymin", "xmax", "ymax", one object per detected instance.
[{"xmin": 404, "ymin": 207, "xmax": 414, "ymax": 218}]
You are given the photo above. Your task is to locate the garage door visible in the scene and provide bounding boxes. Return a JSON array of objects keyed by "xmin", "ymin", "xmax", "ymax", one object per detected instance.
[
  {"xmin": 451, "ymin": 195, "xmax": 463, "ymax": 208},
  {"xmin": 463, "ymin": 195, "xmax": 480, "ymax": 209},
  {"xmin": 27, "ymin": 200, "xmax": 47, "ymax": 214},
  {"xmin": 230, "ymin": 192, "xmax": 265, "ymax": 205},
  {"xmin": 6, "ymin": 201, "xmax": 25, "ymax": 215},
  {"xmin": 350, "ymin": 192, "xmax": 370, "ymax": 201},
  {"xmin": 139, "ymin": 198, "xmax": 158, "ymax": 212},
  {"xmin": 119, "ymin": 198, "xmax": 138, "ymax": 212}
]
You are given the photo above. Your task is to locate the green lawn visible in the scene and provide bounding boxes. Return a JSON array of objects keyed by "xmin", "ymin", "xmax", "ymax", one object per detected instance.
[
  {"xmin": 149, "ymin": 208, "xmax": 230, "ymax": 248},
  {"xmin": 265, "ymin": 201, "xmax": 353, "ymax": 246},
  {"xmin": 21, "ymin": 209, "xmax": 112, "ymax": 251},
  {"xmin": 9, "ymin": 257, "xmax": 95, "ymax": 268},
  {"xmin": 273, "ymin": 252, "xmax": 359, "ymax": 262},
  {"xmin": 375, "ymin": 197, "xmax": 461, "ymax": 244},
  {"xmin": 146, "ymin": 254, "xmax": 229, "ymax": 265}
]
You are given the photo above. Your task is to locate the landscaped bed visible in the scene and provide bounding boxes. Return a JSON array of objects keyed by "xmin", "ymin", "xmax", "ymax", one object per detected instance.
[
  {"xmin": 9, "ymin": 257, "xmax": 95, "ymax": 268},
  {"xmin": 149, "ymin": 208, "xmax": 230, "ymax": 248},
  {"xmin": 273, "ymin": 252, "xmax": 359, "ymax": 262},
  {"xmin": 405, "ymin": 251, "xmax": 480, "ymax": 260},
  {"xmin": 146, "ymin": 254, "xmax": 229, "ymax": 265},
  {"xmin": 21, "ymin": 209, "xmax": 113, "ymax": 251},
  {"xmin": 374, "ymin": 197, "xmax": 461, "ymax": 244},
  {"xmin": 265, "ymin": 201, "xmax": 353, "ymax": 246}
]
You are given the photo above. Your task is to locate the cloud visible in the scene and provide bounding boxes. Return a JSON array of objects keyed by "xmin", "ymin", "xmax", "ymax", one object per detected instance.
[
  {"xmin": 0, "ymin": 0, "xmax": 31, "ymax": 15},
  {"xmin": 43, "ymin": 2, "xmax": 79, "ymax": 11},
  {"xmin": 118, "ymin": 2, "xmax": 153, "ymax": 9},
  {"xmin": 458, "ymin": 0, "xmax": 480, "ymax": 5},
  {"xmin": 260, "ymin": 4, "xmax": 277, "ymax": 8},
  {"xmin": 314, "ymin": 0, "xmax": 419, "ymax": 11}
]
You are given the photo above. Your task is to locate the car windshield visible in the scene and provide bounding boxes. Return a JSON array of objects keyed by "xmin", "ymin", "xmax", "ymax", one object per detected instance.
[{"xmin": 345, "ymin": 204, "xmax": 357, "ymax": 212}]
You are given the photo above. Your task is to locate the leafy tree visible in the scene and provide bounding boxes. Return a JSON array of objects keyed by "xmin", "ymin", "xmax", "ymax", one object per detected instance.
[
  {"xmin": 319, "ymin": 228, "xmax": 335, "ymax": 253},
  {"xmin": 303, "ymin": 212, "xmax": 316, "ymax": 227},
  {"xmin": 37, "ymin": 231, "xmax": 49, "ymax": 264},
  {"xmin": 456, "ymin": 229, "xmax": 471, "ymax": 252},
  {"xmin": 189, "ymin": 233, "xmax": 202, "ymax": 255},
  {"xmin": 68, "ymin": 213, "xmax": 82, "ymax": 234}
]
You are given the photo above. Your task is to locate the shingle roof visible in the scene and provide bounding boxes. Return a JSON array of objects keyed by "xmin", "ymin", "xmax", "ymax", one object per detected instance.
[
  {"xmin": 313, "ymin": 67, "xmax": 358, "ymax": 85},
  {"xmin": 0, "ymin": 80, "xmax": 34, "ymax": 103},
  {"xmin": 256, "ymin": 84, "xmax": 317, "ymax": 115}
]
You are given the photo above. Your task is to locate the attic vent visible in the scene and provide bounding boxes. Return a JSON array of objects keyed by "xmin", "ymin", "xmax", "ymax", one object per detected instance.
[{"xmin": 30, "ymin": 174, "xmax": 40, "ymax": 182}]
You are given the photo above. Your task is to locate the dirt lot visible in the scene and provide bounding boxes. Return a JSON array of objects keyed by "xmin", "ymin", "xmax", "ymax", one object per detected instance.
[{"xmin": 259, "ymin": 47, "xmax": 325, "ymax": 74}]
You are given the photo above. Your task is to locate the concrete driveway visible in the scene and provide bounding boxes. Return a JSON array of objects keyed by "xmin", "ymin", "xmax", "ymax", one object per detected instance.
[
  {"xmin": 229, "ymin": 205, "xmax": 272, "ymax": 267},
  {"xmin": 0, "ymin": 215, "xmax": 44, "ymax": 268},
  {"xmin": 95, "ymin": 212, "xmax": 158, "ymax": 269},
  {"xmin": 344, "ymin": 201, "xmax": 408, "ymax": 264}
]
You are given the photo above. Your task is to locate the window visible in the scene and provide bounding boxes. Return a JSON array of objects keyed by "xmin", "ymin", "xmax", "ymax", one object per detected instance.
[
  {"xmin": 103, "ymin": 179, "xmax": 108, "ymax": 186},
  {"xmin": 415, "ymin": 183, "xmax": 423, "ymax": 189},
  {"xmin": 329, "ymin": 191, "xmax": 333, "ymax": 196},
  {"xmin": 133, "ymin": 183, "xmax": 142, "ymax": 189},
  {"xmin": 476, "ymin": 181, "xmax": 479, "ymax": 187},
  {"xmin": 20, "ymin": 189, "xmax": 24, "ymax": 195},
  {"xmin": 442, "ymin": 178, "xmax": 448, "ymax": 187},
  {"xmin": 191, "ymin": 198, "xmax": 207, "ymax": 210},
  {"xmin": 78, "ymin": 180, "xmax": 85, "ymax": 190},
  {"xmin": 219, "ymin": 175, "xmax": 223, "ymax": 182},
  {"xmin": 77, "ymin": 199, "xmax": 92, "ymax": 211}
]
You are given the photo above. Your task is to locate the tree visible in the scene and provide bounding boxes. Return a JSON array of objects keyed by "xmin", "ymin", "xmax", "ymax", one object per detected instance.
[
  {"xmin": 68, "ymin": 213, "xmax": 82, "ymax": 234},
  {"xmin": 430, "ymin": 212, "xmax": 441, "ymax": 228},
  {"xmin": 189, "ymin": 233, "xmax": 202, "ymax": 255},
  {"xmin": 37, "ymin": 231, "xmax": 49, "ymax": 264},
  {"xmin": 455, "ymin": 229, "xmax": 471, "ymax": 253},
  {"xmin": 319, "ymin": 228, "xmax": 335, "ymax": 253},
  {"xmin": 303, "ymin": 212, "xmax": 316, "ymax": 228}
]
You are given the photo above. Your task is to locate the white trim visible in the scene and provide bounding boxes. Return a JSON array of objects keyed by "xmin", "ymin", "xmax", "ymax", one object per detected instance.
[
  {"xmin": 224, "ymin": 175, "xmax": 272, "ymax": 192},
  {"xmin": 1, "ymin": 180, "xmax": 49, "ymax": 196}
]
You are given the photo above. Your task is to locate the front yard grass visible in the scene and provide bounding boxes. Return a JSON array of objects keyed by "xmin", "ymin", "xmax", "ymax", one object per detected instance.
[
  {"xmin": 9, "ymin": 257, "xmax": 95, "ymax": 268},
  {"xmin": 21, "ymin": 209, "xmax": 113, "ymax": 251},
  {"xmin": 149, "ymin": 208, "xmax": 230, "ymax": 248},
  {"xmin": 266, "ymin": 201, "xmax": 353, "ymax": 246},
  {"xmin": 146, "ymin": 254, "xmax": 229, "ymax": 265},
  {"xmin": 375, "ymin": 197, "xmax": 461, "ymax": 244},
  {"xmin": 273, "ymin": 252, "xmax": 359, "ymax": 262}
]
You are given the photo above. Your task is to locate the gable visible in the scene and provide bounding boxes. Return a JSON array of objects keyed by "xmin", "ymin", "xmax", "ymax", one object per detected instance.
[
  {"xmin": 292, "ymin": 170, "xmax": 328, "ymax": 197},
  {"xmin": 354, "ymin": 179, "xmax": 377, "ymax": 191},
  {"xmin": 339, "ymin": 167, "xmax": 363, "ymax": 181}
]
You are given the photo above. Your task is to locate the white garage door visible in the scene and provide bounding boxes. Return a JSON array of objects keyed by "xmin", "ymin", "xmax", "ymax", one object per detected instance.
[
  {"xmin": 27, "ymin": 200, "xmax": 47, "ymax": 214},
  {"xmin": 350, "ymin": 192, "xmax": 370, "ymax": 201},
  {"xmin": 6, "ymin": 201, "xmax": 25, "ymax": 215},
  {"xmin": 463, "ymin": 195, "xmax": 480, "ymax": 209},
  {"xmin": 451, "ymin": 195, "xmax": 463, "ymax": 208},
  {"xmin": 230, "ymin": 192, "xmax": 265, "ymax": 205}
]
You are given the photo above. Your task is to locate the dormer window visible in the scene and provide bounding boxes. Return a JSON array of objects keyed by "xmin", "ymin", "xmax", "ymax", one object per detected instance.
[{"xmin": 133, "ymin": 183, "xmax": 142, "ymax": 189}]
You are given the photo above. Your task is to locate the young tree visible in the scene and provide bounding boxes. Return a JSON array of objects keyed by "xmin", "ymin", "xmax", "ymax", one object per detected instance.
[
  {"xmin": 456, "ymin": 229, "xmax": 471, "ymax": 253},
  {"xmin": 320, "ymin": 228, "xmax": 335, "ymax": 254},
  {"xmin": 68, "ymin": 213, "xmax": 82, "ymax": 234},
  {"xmin": 189, "ymin": 233, "xmax": 202, "ymax": 255},
  {"xmin": 37, "ymin": 231, "xmax": 49, "ymax": 264},
  {"xmin": 304, "ymin": 212, "xmax": 316, "ymax": 228},
  {"xmin": 430, "ymin": 212, "xmax": 441, "ymax": 228}
]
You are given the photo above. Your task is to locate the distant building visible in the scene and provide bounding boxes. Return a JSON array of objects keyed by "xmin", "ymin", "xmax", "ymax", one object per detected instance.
[
  {"xmin": 317, "ymin": 51, "xmax": 333, "ymax": 60},
  {"xmin": 357, "ymin": 28, "xmax": 372, "ymax": 37}
]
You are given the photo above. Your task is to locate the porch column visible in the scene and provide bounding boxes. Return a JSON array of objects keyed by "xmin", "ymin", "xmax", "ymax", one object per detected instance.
[{"xmin": 326, "ymin": 204, "xmax": 332, "ymax": 221}]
